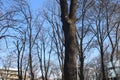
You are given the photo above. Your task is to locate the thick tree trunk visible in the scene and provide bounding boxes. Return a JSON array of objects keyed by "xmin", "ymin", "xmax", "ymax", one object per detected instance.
[
  {"xmin": 59, "ymin": 0, "xmax": 78, "ymax": 80},
  {"xmin": 63, "ymin": 23, "xmax": 78, "ymax": 80}
]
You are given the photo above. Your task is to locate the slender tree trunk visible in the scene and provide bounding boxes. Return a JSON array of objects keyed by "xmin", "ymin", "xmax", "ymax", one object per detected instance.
[
  {"xmin": 18, "ymin": 52, "xmax": 22, "ymax": 80},
  {"xmin": 110, "ymin": 56, "xmax": 118, "ymax": 80},
  {"xmin": 24, "ymin": 64, "xmax": 28, "ymax": 80},
  {"xmin": 100, "ymin": 47, "xmax": 106, "ymax": 80},
  {"xmin": 29, "ymin": 53, "xmax": 34, "ymax": 80},
  {"xmin": 79, "ymin": 52, "xmax": 84, "ymax": 80},
  {"xmin": 29, "ymin": 27, "xmax": 34, "ymax": 80}
]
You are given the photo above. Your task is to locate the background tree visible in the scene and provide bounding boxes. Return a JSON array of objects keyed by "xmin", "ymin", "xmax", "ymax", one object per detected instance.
[
  {"xmin": 76, "ymin": 0, "xmax": 94, "ymax": 79},
  {"xmin": 90, "ymin": 1, "xmax": 109, "ymax": 79},
  {"xmin": 14, "ymin": 33, "xmax": 26, "ymax": 80},
  {"xmin": 36, "ymin": 28, "xmax": 53, "ymax": 80},
  {"xmin": 43, "ymin": 3, "xmax": 65, "ymax": 79},
  {"xmin": 106, "ymin": 1, "xmax": 120, "ymax": 79},
  {"xmin": 12, "ymin": 0, "xmax": 43, "ymax": 80}
]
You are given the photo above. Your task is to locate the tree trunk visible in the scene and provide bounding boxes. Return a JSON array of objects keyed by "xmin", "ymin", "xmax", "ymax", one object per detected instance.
[
  {"xmin": 29, "ymin": 27, "xmax": 34, "ymax": 80},
  {"xmin": 29, "ymin": 53, "xmax": 34, "ymax": 80},
  {"xmin": 59, "ymin": 0, "xmax": 78, "ymax": 80},
  {"xmin": 100, "ymin": 47, "xmax": 106, "ymax": 80},
  {"xmin": 79, "ymin": 52, "xmax": 84, "ymax": 80},
  {"xmin": 63, "ymin": 24, "xmax": 78, "ymax": 80}
]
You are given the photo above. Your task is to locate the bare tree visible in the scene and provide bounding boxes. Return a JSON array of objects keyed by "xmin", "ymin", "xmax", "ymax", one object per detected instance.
[
  {"xmin": 14, "ymin": 32, "xmax": 26, "ymax": 80},
  {"xmin": 36, "ymin": 28, "xmax": 53, "ymax": 80},
  {"xmin": 0, "ymin": 0, "xmax": 18, "ymax": 43},
  {"xmin": 90, "ymin": 1, "xmax": 109, "ymax": 79},
  {"xmin": 88, "ymin": 0, "xmax": 120, "ymax": 79},
  {"xmin": 105, "ymin": 1, "xmax": 120, "ymax": 79},
  {"xmin": 43, "ymin": 4, "xmax": 65, "ymax": 79},
  {"xmin": 12, "ymin": 0, "xmax": 42, "ymax": 80},
  {"xmin": 76, "ymin": 0, "xmax": 94, "ymax": 80}
]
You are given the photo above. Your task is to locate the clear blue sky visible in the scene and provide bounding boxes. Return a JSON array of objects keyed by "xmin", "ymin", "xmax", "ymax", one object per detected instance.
[{"xmin": 29, "ymin": 0, "xmax": 46, "ymax": 11}]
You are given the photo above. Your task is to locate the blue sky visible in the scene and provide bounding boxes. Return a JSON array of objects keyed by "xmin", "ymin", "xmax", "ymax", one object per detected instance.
[
  {"xmin": 0, "ymin": 0, "xmax": 46, "ymax": 60},
  {"xmin": 29, "ymin": 0, "xmax": 46, "ymax": 11}
]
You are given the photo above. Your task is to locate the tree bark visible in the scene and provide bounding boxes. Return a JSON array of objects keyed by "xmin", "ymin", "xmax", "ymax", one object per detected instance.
[{"xmin": 59, "ymin": 0, "xmax": 78, "ymax": 80}]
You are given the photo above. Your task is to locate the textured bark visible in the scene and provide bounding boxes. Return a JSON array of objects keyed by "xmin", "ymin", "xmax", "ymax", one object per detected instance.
[
  {"xmin": 59, "ymin": 0, "xmax": 78, "ymax": 80},
  {"xmin": 63, "ymin": 24, "xmax": 78, "ymax": 80}
]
